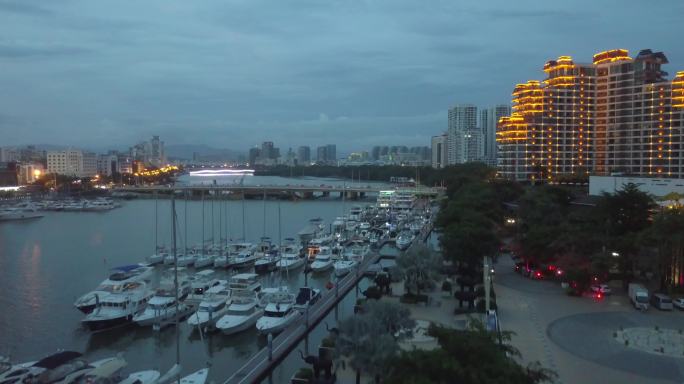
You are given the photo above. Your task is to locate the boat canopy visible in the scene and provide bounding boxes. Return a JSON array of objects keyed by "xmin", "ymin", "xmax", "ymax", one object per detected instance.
[
  {"xmin": 33, "ymin": 351, "xmax": 82, "ymax": 369},
  {"xmin": 110, "ymin": 264, "xmax": 143, "ymax": 273}
]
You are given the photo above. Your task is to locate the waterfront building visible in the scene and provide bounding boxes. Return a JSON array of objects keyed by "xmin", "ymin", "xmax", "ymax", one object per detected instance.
[
  {"xmin": 47, "ymin": 149, "xmax": 97, "ymax": 177},
  {"xmin": 297, "ymin": 146, "xmax": 311, "ymax": 164},
  {"xmin": 497, "ymin": 49, "xmax": 684, "ymax": 182},
  {"xmin": 97, "ymin": 152, "xmax": 120, "ymax": 176},
  {"xmin": 0, "ymin": 162, "xmax": 18, "ymax": 186},
  {"xmin": 0, "ymin": 147, "xmax": 20, "ymax": 162},
  {"xmin": 431, "ymin": 134, "xmax": 448, "ymax": 168},
  {"xmin": 248, "ymin": 147, "xmax": 260, "ymax": 166},
  {"xmin": 447, "ymin": 104, "xmax": 478, "ymax": 164},
  {"xmin": 481, "ymin": 105, "xmax": 511, "ymax": 166},
  {"xmin": 18, "ymin": 162, "xmax": 44, "ymax": 185}
]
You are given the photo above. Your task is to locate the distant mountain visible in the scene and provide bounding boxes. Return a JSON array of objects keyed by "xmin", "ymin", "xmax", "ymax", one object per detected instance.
[{"xmin": 165, "ymin": 144, "xmax": 243, "ymax": 161}]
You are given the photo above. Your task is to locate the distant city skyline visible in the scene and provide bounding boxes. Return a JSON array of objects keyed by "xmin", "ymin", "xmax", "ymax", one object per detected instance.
[{"xmin": 1, "ymin": 1, "xmax": 682, "ymax": 149}]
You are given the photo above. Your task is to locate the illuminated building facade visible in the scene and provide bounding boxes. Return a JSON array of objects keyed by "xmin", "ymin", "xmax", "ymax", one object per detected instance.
[{"xmin": 498, "ymin": 48, "xmax": 684, "ymax": 181}]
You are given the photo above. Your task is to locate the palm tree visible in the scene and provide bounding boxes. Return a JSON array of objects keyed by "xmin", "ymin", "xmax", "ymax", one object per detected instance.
[{"xmin": 397, "ymin": 244, "xmax": 442, "ymax": 297}]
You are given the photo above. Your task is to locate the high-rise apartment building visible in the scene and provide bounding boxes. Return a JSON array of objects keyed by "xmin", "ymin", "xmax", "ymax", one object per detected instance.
[
  {"xmin": 431, "ymin": 134, "xmax": 448, "ymax": 168},
  {"xmin": 497, "ymin": 49, "xmax": 684, "ymax": 181},
  {"xmin": 326, "ymin": 144, "xmax": 337, "ymax": 164},
  {"xmin": 481, "ymin": 105, "xmax": 512, "ymax": 165},
  {"xmin": 47, "ymin": 149, "xmax": 97, "ymax": 177},
  {"xmin": 447, "ymin": 104, "xmax": 478, "ymax": 164},
  {"xmin": 297, "ymin": 146, "xmax": 311, "ymax": 164}
]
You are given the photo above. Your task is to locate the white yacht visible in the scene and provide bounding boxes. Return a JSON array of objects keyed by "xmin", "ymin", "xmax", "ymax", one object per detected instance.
[
  {"xmin": 74, "ymin": 265, "xmax": 153, "ymax": 314},
  {"xmin": 310, "ymin": 246, "xmax": 334, "ymax": 272},
  {"xmin": 331, "ymin": 217, "xmax": 346, "ymax": 239},
  {"xmin": 69, "ymin": 357, "xmax": 127, "ymax": 384},
  {"xmin": 193, "ymin": 250, "xmax": 215, "ymax": 269},
  {"xmin": 395, "ymin": 232, "xmax": 413, "ymax": 251},
  {"xmin": 186, "ymin": 270, "xmax": 225, "ymax": 302},
  {"xmin": 187, "ymin": 287, "xmax": 231, "ymax": 331},
  {"xmin": 228, "ymin": 249, "xmax": 258, "ymax": 269},
  {"xmin": 215, "ymin": 290, "xmax": 263, "ymax": 335},
  {"xmin": 349, "ymin": 206, "xmax": 363, "ymax": 221},
  {"xmin": 118, "ymin": 370, "xmax": 161, "ymax": 384},
  {"xmin": 333, "ymin": 259, "xmax": 358, "ymax": 278},
  {"xmin": 254, "ymin": 252, "xmax": 280, "ymax": 274},
  {"xmin": 132, "ymin": 279, "xmax": 193, "ymax": 328},
  {"xmin": 147, "ymin": 246, "xmax": 167, "ymax": 265},
  {"xmin": 256, "ymin": 287, "xmax": 292, "ymax": 308},
  {"xmin": 276, "ymin": 240, "xmax": 304, "ymax": 271},
  {"xmin": 179, "ymin": 368, "xmax": 209, "ymax": 384},
  {"xmin": 81, "ymin": 282, "xmax": 153, "ymax": 331},
  {"xmin": 133, "ymin": 295, "xmax": 192, "ymax": 328},
  {"xmin": 0, "ymin": 209, "xmax": 43, "ymax": 222},
  {"xmin": 0, "ymin": 351, "xmax": 82, "ymax": 384},
  {"xmin": 344, "ymin": 242, "xmax": 369, "ymax": 262},
  {"xmin": 228, "ymin": 273, "xmax": 262, "ymax": 292},
  {"xmin": 214, "ymin": 242, "xmax": 254, "ymax": 268},
  {"xmin": 409, "ymin": 221, "xmax": 424, "ymax": 235},
  {"xmin": 294, "ymin": 287, "xmax": 321, "ymax": 312},
  {"xmin": 255, "ymin": 302, "xmax": 300, "ymax": 335},
  {"xmin": 276, "ymin": 253, "xmax": 305, "ymax": 271},
  {"xmin": 163, "ymin": 252, "xmax": 195, "ymax": 267}
]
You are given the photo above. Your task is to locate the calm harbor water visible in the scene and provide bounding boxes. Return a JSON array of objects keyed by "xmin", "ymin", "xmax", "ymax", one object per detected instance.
[{"xmin": 0, "ymin": 176, "xmax": 386, "ymax": 383}]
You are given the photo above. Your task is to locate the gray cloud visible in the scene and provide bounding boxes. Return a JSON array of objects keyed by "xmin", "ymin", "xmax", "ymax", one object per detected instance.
[{"xmin": 0, "ymin": 0, "xmax": 682, "ymax": 153}]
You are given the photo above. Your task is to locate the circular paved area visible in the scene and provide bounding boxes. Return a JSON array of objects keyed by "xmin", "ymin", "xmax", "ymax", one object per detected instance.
[{"xmin": 547, "ymin": 311, "xmax": 684, "ymax": 382}]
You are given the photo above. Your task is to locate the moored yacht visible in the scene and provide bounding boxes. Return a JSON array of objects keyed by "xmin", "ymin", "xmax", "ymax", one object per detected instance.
[
  {"xmin": 81, "ymin": 282, "xmax": 152, "ymax": 331},
  {"xmin": 215, "ymin": 290, "xmax": 263, "ymax": 336},
  {"xmin": 228, "ymin": 273, "xmax": 262, "ymax": 292},
  {"xmin": 132, "ymin": 278, "xmax": 193, "ymax": 328},
  {"xmin": 255, "ymin": 302, "xmax": 300, "ymax": 335},
  {"xmin": 74, "ymin": 264, "xmax": 153, "ymax": 314},
  {"xmin": 310, "ymin": 246, "xmax": 334, "ymax": 272},
  {"xmin": 276, "ymin": 240, "xmax": 304, "ymax": 271},
  {"xmin": 333, "ymin": 259, "xmax": 358, "ymax": 278},
  {"xmin": 147, "ymin": 246, "xmax": 167, "ymax": 265},
  {"xmin": 186, "ymin": 287, "xmax": 231, "ymax": 331},
  {"xmin": 254, "ymin": 252, "xmax": 280, "ymax": 274},
  {"xmin": 293, "ymin": 287, "xmax": 321, "ymax": 312},
  {"xmin": 395, "ymin": 232, "xmax": 413, "ymax": 251},
  {"xmin": 186, "ymin": 270, "xmax": 225, "ymax": 302}
]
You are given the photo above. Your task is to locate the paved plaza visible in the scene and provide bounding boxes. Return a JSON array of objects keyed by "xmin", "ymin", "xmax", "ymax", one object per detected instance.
[{"xmin": 495, "ymin": 256, "xmax": 684, "ymax": 384}]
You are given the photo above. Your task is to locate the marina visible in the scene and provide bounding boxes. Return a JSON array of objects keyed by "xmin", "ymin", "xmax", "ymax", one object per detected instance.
[{"xmin": 0, "ymin": 175, "xmax": 436, "ymax": 383}]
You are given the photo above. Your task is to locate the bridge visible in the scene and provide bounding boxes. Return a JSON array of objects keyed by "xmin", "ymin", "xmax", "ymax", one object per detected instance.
[{"xmin": 112, "ymin": 184, "xmax": 444, "ymax": 200}]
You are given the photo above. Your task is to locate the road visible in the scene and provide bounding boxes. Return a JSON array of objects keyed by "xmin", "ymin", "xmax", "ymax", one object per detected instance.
[{"xmin": 495, "ymin": 256, "xmax": 684, "ymax": 384}]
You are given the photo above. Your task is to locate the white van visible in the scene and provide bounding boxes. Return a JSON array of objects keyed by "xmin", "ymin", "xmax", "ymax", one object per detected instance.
[{"xmin": 651, "ymin": 293, "xmax": 674, "ymax": 311}]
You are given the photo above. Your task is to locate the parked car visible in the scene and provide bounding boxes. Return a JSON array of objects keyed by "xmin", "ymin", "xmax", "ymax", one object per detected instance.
[
  {"xmin": 651, "ymin": 293, "xmax": 674, "ymax": 311},
  {"xmin": 590, "ymin": 284, "xmax": 612, "ymax": 295},
  {"xmin": 673, "ymin": 298, "xmax": 684, "ymax": 310}
]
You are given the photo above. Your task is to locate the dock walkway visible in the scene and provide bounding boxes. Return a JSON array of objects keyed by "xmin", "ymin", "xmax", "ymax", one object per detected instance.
[{"xmin": 223, "ymin": 252, "xmax": 381, "ymax": 384}]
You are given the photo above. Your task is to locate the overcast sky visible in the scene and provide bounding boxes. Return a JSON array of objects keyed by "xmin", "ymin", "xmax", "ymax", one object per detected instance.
[{"xmin": 1, "ymin": 0, "xmax": 683, "ymax": 152}]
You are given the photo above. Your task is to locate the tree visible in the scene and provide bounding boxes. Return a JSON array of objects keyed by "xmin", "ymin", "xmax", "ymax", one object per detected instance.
[
  {"xmin": 336, "ymin": 301, "xmax": 415, "ymax": 384},
  {"xmin": 642, "ymin": 207, "xmax": 684, "ymax": 291},
  {"xmin": 384, "ymin": 324, "xmax": 556, "ymax": 384},
  {"xmin": 596, "ymin": 183, "xmax": 656, "ymax": 283},
  {"xmin": 396, "ymin": 244, "xmax": 442, "ymax": 297}
]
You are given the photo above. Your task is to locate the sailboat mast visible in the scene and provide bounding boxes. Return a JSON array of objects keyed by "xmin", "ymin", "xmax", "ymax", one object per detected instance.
[
  {"xmin": 201, "ymin": 190, "xmax": 205, "ymax": 256},
  {"xmin": 184, "ymin": 190, "xmax": 188, "ymax": 254},
  {"xmin": 262, "ymin": 188, "xmax": 266, "ymax": 238},
  {"xmin": 154, "ymin": 191, "xmax": 158, "ymax": 252},
  {"xmin": 241, "ymin": 189, "xmax": 246, "ymax": 241},
  {"xmin": 171, "ymin": 194, "xmax": 180, "ymax": 381},
  {"xmin": 211, "ymin": 188, "xmax": 215, "ymax": 246}
]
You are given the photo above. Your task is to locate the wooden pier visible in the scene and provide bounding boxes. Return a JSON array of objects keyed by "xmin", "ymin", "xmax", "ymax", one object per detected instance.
[{"xmin": 223, "ymin": 252, "xmax": 381, "ymax": 384}]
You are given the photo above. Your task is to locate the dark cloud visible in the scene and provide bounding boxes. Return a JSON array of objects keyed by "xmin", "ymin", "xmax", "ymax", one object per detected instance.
[
  {"xmin": 0, "ymin": 1, "xmax": 53, "ymax": 17},
  {"xmin": 0, "ymin": 0, "xmax": 682, "ymax": 152},
  {"xmin": 0, "ymin": 43, "xmax": 89, "ymax": 58}
]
